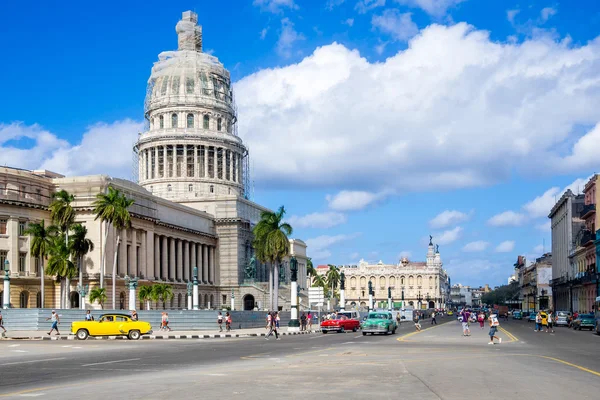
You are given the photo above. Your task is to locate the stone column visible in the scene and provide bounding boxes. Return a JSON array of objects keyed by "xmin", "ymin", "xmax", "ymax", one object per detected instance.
[
  {"xmin": 184, "ymin": 241, "xmax": 190, "ymax": 281},
  {"xmin": 154, "ymin": 146, "xmax": 159, "ymax": 179},
  {"xmin": 202, "ymin": 245, "xmax": 208, "ymax": 283},
  {"xmin": 163, "ymin": 145, "xmax": 168, "ymax": 178},
  {"xmin": 172, "ymin": 146, "xmax": 177, "ymax": 178},
  {"xmin": 210, "ymin": 246, "xmax": 216, "ymax": 284},
  {"xmin": 204, "ymin": 146, "xmax": 209, "ymax": 178},
  {"xmin": 144, "ymin": 231, "xmax": 152, "ymax": 280},
  {"xmin": 119, "ymin": 228, "xmax": 127, "ymax": 275},
  {"xmin": 131, "ymin": 230, "xmax": 138, "ymax": 276},
  {"xmin": 193, "ymin": 145, "xmax": 198, "ymax": 177},
  {"xmin": 183, "ymin": 144, "xmax": 187, "ymax": 178},
  {"xmin": 153, "ymin": 234, "xmax": 160, "ymax": 280},
  {"xmin": 190, "ymin": 243, "xmax": 196, "ymax": 282},
  {"xmin": 170, "ymin": 238, "xmax": 176, "ymax": 281},
  {"xmin": 162, "ymin": 236, "xmax": 168, "ymax": 280},
  {"xmin": 176, "ymin": 239, "xmax": 183, "ymax": 281}
]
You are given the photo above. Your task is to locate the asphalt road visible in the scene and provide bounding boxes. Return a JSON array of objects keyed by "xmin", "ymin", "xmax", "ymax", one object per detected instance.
[{"xmin": 0, "ymin": 316, "xmax": 599, "ymax": 399}]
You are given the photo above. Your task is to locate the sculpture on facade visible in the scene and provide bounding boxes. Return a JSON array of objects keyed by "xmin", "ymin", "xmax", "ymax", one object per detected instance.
[
  {"xmin": 290, "ymin": 257, "xmax": 298, "ymax": 282},
  {"xmin": 388, "ymin": 286, "xmax": 392, "ymax": 299},
  {"xmin": 244, "ymin": 256, "xmax": 256, "ymax": 280},
  {"xmin": 435, "ymin": 244, "xmax": 439, "ymax": 253},
  {"xmin": 340, "ymin": 272, "xmax": 345, "ymax": 290},
  {"xmin": 279, "ymin": 263, "xmax": 285, "ymax": 282},
  {"xmin": 429, "ymin": 235, "xmax": 433, "ymax": 245},
  {"xmin": 368, "ymin": 280, "xmax": 373, "ymax": 295}
]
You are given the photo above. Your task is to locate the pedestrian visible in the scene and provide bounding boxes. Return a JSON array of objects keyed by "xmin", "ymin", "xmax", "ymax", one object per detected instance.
[
  {"xmin": 396, "ymin": 313, "xmax": 401, "ymax": 326},
  {"xmin": 413, "ymin": 313, "xmax": 421, "ymax": 331},
  {"xmin": 307, "ymin": 311, "xmax": 312, "ymax": 330},
  {"xmin": 225, "ymin": 312, "xmax": 232, "ymax": 332},
  {"xmin": 130, "ymin": 310, "xmax": 138, "ymax": 321},
  {"xmin": 85, "ymin": 310, "xmax": 94, "ymax": 321},
  {"xmin": 546, "ymin": 311, "xmax": 554, "ymax": 333},
  {"xmin": 218, "ymin": 311, "xmax": 224, "ymax": 332},
  {"xmin": 266, "ymin": 311, "xmax": 279, "ymax": 340},
  {"xmin": 46, "ymin": 310, "xmax": 60, "ymax": 336},
  {"xmin": 461, "ymin": 309, "xmax": 471, "ymax": 336},
  {"xmin": 161, "ymin": 312, "xmax": 172, "ymax": 331},
  {"xmin": 300, "ymin": 312, "xmax": 307, "ymax": 331},
  {"xmin": 488, "ymin": 310, "xmax": 502, "ymax": 345},
  {"xmin": 0, "ymin": 311, "xmax": 7, "ymax": 336},
  {"xmin": 431, "ymin": 311, "xmax": 437, "ymax": 325},
  {"xmin": 477, "ymin": 312, "xmax": 485, "ymax": 329},
  {"xmin": 275, "ymin": 312, "xmax": 280, "ymax": 329},
  {"xmin": 535, "ymin": 311, "xmax": 542, "ymax": 332}
]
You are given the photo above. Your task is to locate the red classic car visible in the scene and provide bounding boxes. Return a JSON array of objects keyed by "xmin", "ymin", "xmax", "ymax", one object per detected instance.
[{"xmin": 321, "ymin": 315, "xmax": 360, "ymax": 333}]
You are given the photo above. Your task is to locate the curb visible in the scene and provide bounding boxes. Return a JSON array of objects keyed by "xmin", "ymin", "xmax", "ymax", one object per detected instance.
[{"xmin": 2, "ymin": 330, "xmax": 317, "ymax": 341}]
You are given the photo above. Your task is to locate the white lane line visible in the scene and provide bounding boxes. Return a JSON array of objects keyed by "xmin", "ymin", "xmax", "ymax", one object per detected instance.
[
  {"xmin": 8, "ymin": 344, "xmax": 20, "ymax": 347},
  {"xmin": 0, "ymin": 357, "xmax": 66, "ymax": 366},
  {"xmin": 82, "ymin": 358, "xmax": 141, "ymax": 367},
  {"xmin": 309, "ymin": 335, "xmax": 330, "ymax": 339},
  {"xmin": 11, "ymin": 350, "xmax": 28, "ymax": 353},
  {"xmin": 354, "ymin": 335, "xmax": 362, "ymax": 339},
  {"xmin": 17, "ymin": 393, "xmax": 45, "ymax": 397},
  {"xmin": 342, "ymin": 342, "xmax": 355, "ymax": 344}
]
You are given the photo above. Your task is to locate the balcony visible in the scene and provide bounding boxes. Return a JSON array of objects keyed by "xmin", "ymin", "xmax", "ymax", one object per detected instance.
[
  {"xmin": 579, "ymin": 230, "xmax": 595, "ymax": 246},
  {"xmin": 580, "ymin": 203, "xmax": 596, "ymax": 219},
  {"xmin": 550, "ymin": 276, "xmax": 567, "ymax": 286}
]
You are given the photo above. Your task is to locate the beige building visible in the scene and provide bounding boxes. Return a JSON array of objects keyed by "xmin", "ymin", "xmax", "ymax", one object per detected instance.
[
  {"xmin": 0, "ymin": 11, "xmax": 308, "ymax": 311},
  {"xmin": 342, "ymin": 241, "xmax": 450, "ymax": 310}
]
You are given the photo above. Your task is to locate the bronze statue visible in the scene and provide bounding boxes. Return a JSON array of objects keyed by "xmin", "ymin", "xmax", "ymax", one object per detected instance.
[
  {"xmin": 429, "ymin": 235, "xmax": 433, "ymax": 245},
  {"xmin": 244, "ymin": 256, "xmax": 256, "ymax": 280},
  {"xmin": 435, "ymin": 244, "xmax": 439, "ymax": 253},
  {"xmin": 340, "ymin": 272, "xmax": 346, "ymax": 290},
  {"xmin": 368, "ymin": 280, "xmax": 373, "ymax": 295}
]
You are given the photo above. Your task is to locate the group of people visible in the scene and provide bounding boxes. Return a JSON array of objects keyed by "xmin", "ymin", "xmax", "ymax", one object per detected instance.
[
  {"xmin": 458, "ymin": 308, "xmax": 502, "ymax": 344},
  {"xmin": 217, "ymin": 311, "xmax": 232, "ymax": 332},
  {"xmin": 265, "ymin": 311, "xmax": 280, "ymax": 340},
  {"xmin": 534, "ymin": 310, "xmax": 555, "ymax": 333},
  {"xmin": 300, "ymin": 312, "xmax": 313, "ymax": 331}
]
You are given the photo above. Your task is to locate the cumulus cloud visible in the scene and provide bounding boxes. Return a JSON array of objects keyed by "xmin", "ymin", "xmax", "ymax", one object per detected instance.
[
  {"xmin": 276, "ymin": 18, "xmax": 305, "ymax": 58},
  {"xmin": 540, "ymin": 7, "xmax": 557, "ymax": 23},
  {"xmin": 235, "ymin": 23, "xmax": 600, "ymax": 193},
  {"xmin": 488, "ymin": 211, "xmax": 526, "ymax": 227},
  {"xmin": 462, "ymin": 241, "xmax": 489, "ymax": 252},
  {"xmin": 344, "ymin": 18, "xmax": 355, "ymax": 27},
  {"xmin": 287, "ymin": 211, "xmax": 347, "ymax": 228},
  {"xmin": 372, "ymin": 9, "xmax": 418, "ymax": 41},
  {"xmin": 306, "ymin": 233, "xmax": 360, "ymax": 260},
  {"xmin": 260, "ymin": 27, "xmax": 269, "ymax": 39},
  {"xmin": 0, "ymin": 120, "xmax": 143, "ymax": 179},
  {"xmin": 435, "ymin": 226, "xmax": 462, "ymax": 245},
  {"xmin": 253, "ymin": 0, "xmax": 299, "ymax": 14},
  {"xmin": 506, "ymin": 9, "xmax": 520, "ymax": 24},
  {"xmin": 536, "ymin": 221, "xmax": 551, "ymax": 232},
  {"xmin": 326, "ymin": 190, "xmax": 389, "ymax": 211},
  {"xmin": 394, "ymin": 0, "xmax": 464, "ymax": 17},
  {"xmin": 327, "ymin": 0, "xmax": 347, "ymax": 10},
  {"xmin": 355, "ymin": 0, "xmax": 386, "ymax": 14},
  {"xmin": 495, "ymin": 240, "xmax": 515, "ymax": 253},
  {"xmin": 429, "ymin": 210, "xmax": 470, "ymax": 229}
]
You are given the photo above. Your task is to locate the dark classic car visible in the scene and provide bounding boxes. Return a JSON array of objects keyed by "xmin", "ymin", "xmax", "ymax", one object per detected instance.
[
  {"xmin": 321, "ymin": 315, "xmax": 360, "ymax": 333},
  {"xmin": 512, "ymin": 311, "xmax": 522, "ymax": 320},
  {"xmin": 572, "ymin": 314, "xmax": 595, "ymax": 331}
]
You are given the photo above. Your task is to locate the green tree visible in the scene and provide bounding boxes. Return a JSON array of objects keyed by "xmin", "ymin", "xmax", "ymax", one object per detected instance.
[
  {"xmin": 306, "ymin": 257, "xmax": 316, "ymax": 284},
  {"xmin": 70, "ymin": 224, "xmax": 94, "ymax": 308},
  {"xmin": 326, "ymin": 264, "xmax": 340, "ymax": 300},
  {"xmin": 92, "ymin": 186, "xmax": 135, "ymax": 309},
  {"xmin": 89, "ymin": 287, "xmax": 107, "ymax": 309},
  {"xmin": 481, "ymin": 282, "xmax": 520, "ymax": 306},
  {"xmin": 24, "ymin": 220, "xmax": 57, "ymax": 308},
  {"xmin": 152, "ymin": 283, "xmax": 174, "ymax": 309},
  {"xmin": 49, "ymin": 189, "xmax": 76, "ymax": 308},
  {"xmin": 46, "ymin": 234, "xmax": 77, "ymax": 285},
  {"xmin": 252, "ymin": 206, "xmax": 293, "ymax": 311},
  {"xmin": 139, "ymin": 285, "xmax": 154, "ymax": 310}
]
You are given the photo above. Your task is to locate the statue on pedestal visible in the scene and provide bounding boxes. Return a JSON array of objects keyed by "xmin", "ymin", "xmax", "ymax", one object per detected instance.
[
  {"xmin": 244, "ymin": 256, "xmax": 256, "ymax": 280},
  {"xmin": 340, "ymin": 272, "xmax": 346, "ymax": 290}
]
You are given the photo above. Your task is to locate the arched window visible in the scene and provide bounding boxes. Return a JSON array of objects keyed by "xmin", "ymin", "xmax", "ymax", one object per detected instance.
[
  {"xmin": 187, "ymin": 113, "xmax": 194, "ymax": 128},
  {"xmin": 209, "ymin": 185, "xmax": 214, "ymax": 193},
  {"xmin": 203, "ymin": 114, "xmax": 210, "ymax": 129},
  {"xmin": 409, "ymin": 275, "xmax": 414, "ymax": 285},
  {"xmin": 186, "ymin": 76, "xmax": 195, "ymax": 94},
  {"xmin": 360, "ymin": 276, "xmax": 366, "ymax": 288},
  {"xmin": 171, "ymin": 113, "xmax": 178, "ymax": 128},
  {"xmin": 188, "ymin": 184, "xmax": 193, "ymax": 192},
  {"xmin": 217, "ymin": 118, "xmax": 222, "ymax": 131},
  {"xmin": 119, "ymin": 292, "xmax": 125, "ymax": 310},
  {"xmin": 178, "ymin": 293, "xmax": 182, "ymax": 309},
  {"xmin": 167, "ymin": 184, "xmax": 172, "ymax": 192},
  {"xmin": 429, "ymin": 276, "xmax": 433, "ymax": 288},
  {"xmin": 401, "ymin": 276, "xmax": 405, "ymax": 285},
  {"xmin": 204, "ymin": 294, "xmax": 209, "ymax": 308},
  {"xmin": 159, "ymin": 115, "xmax": 164, "ymax": 129},
  {"xmin": 20, "ymin": 291, "xmax": 29, "ymax": 308},
  {"xmin": 36, "ymin": 291, "xmax": 42, "ymax": 308},
  {"xmin": 379, "ymin": 276, "xmax": 386, "ymax": 288},
  {"xmin": 350, "ymin": 276, "xmax": 357, "ymax": 288},
  {"xmin": 417, "ymin": 275, "xmax": 422, "ymax": 286},
  {"xmin": 390, "ymin": 276, "xmax": 396, "ymax": 286}
]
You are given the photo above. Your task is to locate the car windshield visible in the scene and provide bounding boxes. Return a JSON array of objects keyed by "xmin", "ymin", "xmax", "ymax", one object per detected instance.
[
  {"xmin": 368, "ymin": 313, "xmax": 389, "ymax": 319},
  {"xmin": 557, "ymin": 311, "xmax": 569, "ymax": 317},
  {"xmin": 579, "ymin": 314, "xmax": 594, "ymax": 319}
]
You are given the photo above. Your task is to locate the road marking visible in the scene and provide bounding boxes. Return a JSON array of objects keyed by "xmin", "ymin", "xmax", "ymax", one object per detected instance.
[
  {"xmin": 537, "ymin": 355, "xmax": 600, "ymax": 377},
  {"xmin": 396, "ymin": 322, "xmax": 446, "ymax": 342},
  {"xmin": 81, "ymin": 358, "xmax": 141, "ymax": 367},
  {"xmin": 498, "ymin": 326, "xmax": 518, "ymax": 343},
  {"xmin": 0, "ymin": 357, "xmax": 66, "ymax": 366},
  {"xmin": 342, "ymin": 342, "xmax": 355, "ymax": 344},
  {"xmin": 11, "ymin": 350, "xmax": 28, "ymax": 353},
  {"xmin": 354, "ymin": 335, "xmax": 362, "ymax": 338},
  {"xmin": 17, "ymin": 394, "xmax": 44, "ymax": 397},
  {"xmin": 8, "ymin": 344, "xmax": 20, "ymax": 347}
]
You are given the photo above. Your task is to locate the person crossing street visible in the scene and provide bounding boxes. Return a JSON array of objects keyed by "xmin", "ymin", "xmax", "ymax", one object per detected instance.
[{"xmin": 488, "ymin": 310, "xmax": 502, "ymax": 345}]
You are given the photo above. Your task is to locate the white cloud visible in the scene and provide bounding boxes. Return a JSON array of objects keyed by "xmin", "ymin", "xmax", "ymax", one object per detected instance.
[
  {"xmin": 435, "ymin": 226, "xmax": 462, "ymax": 245},
  {"xmin": 260, "ymin": 27, "xmax": 269, "ymax": 40},
  {"xmin": 495, "ymin": 240, "xmax": 515, "ymax": 253},
  {"xmin": 235, "ymin": 23, "xmax": 600, "ymax": 192},
  {"xmin": 488, "ymin": 211, "xmax": 526, "ymax": 227},
  {"xmin": 372, "ymin": 9, "xmax": 418, "ymax": 42},
  {"xmin": 327, "ymin": 0, "xmax": 346, "ymax": 10},
  {"xmin": 253, "ymin": 0, "xmax": 299, "ymax": 13},
  {"xmin": 276, "ymin": 18, "xmax": 305, "ymax": 58},
  {"xmin": 398, "ymin": 250, "xmax": 412, "ymax": 258},
  {"xmin": 306, "ymin": 233, "xmax": 359, "ymax": 260},
  {"xmin": 344, "ymin": 18, "xmax": 355, "ymax": 27},
  {"xmin": 462, "ymin": 241, "xmax": 489, "ymax": 252},
  {"xmin": 355, "ymin": 0, "xmax": 386, "ymax": 14},
  {"xmin": 506, "ymin": 9, "xmax": 520, "ymax": 24},
  {"xmin": 349, "ymin": 251, "xmax": 360, "ymax": 260},
  {"xmin": 520, "ymin": 176, "xmax": 590, "ymax": 218},
  {"xmin": 287, "ymin": 211, "xmax": 347, "ymax": 228},
  {"xmin": 540, "ymin": 7, "xmax": 557, "ymax": 23},
  {"xmin": 394, "ymin": 0, "xmax": 464, "ymax": 17},
  {"xmin": 375, "ymin": 41, "xmax": 388, "ymax": 54},
  {"xmin": 0, "ymin": 120, "xmax": 143, "ymax": 179},
  {"xmin": 536, "ymin": 221, "xmax": 551, "ymax": 232},
  {"xmin": 326, "ymin": 190, "xmax": 388, "ymax": 211},
  {"xmin": 429, "ymin": 210, "xmax": 470, "ymax": 229},
  {"xmin": 533, "ymin": 244, "xmax": 545, "ymax": 253}
]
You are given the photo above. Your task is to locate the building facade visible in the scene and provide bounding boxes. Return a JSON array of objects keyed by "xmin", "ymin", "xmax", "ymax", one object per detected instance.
[
  {"xmin": 341, "ymin": 241, "xmax": 450, "ymax": 310},
  {"xmin": 0, "ymin": 11, "xmax": 309, "ymax": 311},
  {"xmin": 515, "ymin": 253, "xmax": 552, "ymax": 312}
]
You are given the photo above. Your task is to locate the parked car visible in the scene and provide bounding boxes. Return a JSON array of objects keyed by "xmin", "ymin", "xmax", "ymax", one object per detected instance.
[
  {"xmin": 572, "ymin": 313, "xmax": 595, "ymax": 331},
  {"xmin": 528, "ymin": 313, "xmax": 537, "ymax": 323},
  {"xmin": 512, "ymin": 311, "xmax": 522, "ymax": 320},
  {"xmin": 71, "ymin": 313, "xmax": 152, "ymax": 340},
  {"xmin": 447, "ymin": 311, "xmax": 454, "ymax": 316},
  {"xmin": 321, "ymin": 315, "xmax": 360, "ymax": 333},
  {"xmin": 555, "ymin": 311, "xmax": 571, "ymax": 327},
  {"xmin": 361, "ymin": 312, "xmax": 397, "ymax": 335}
]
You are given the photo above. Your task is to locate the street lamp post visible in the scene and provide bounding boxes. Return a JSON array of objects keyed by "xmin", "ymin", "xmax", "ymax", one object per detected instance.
[
  {"xmin": 426, "ymin": 294, "xmax": 431, "ymax": 309},
  {"xmin": 124, "ymin": 275, "xmax": 138, "ymax": 311},
  {"xmin": 77, "ymin": 283, "xmax": 89, "ymax": 310},
  {"xmin": 368, "ymin": 281, "xmax": 374, "ymax": 312},
  {"xmin": 401, "ymin": 286, "xmax": 405, "ymax": 309},
  {"xmin": 288, "ymin": 256, "xmax": 300, "ymax": 331},
  {"xmin": 186, "ymin": 280, "xmax": 193, "ymax": 310},
  {"xmin": 339, "ymin": 272, "xmax": 346, "ymax": 312},
  {"xmin": 3, "ymin": 260, "xmax": 10, "ymax": 309},
  {"xmin": 192, "ymin": 266, "xmax": 199, "ymax": 310},
  {"xmin": 231, "ymin": 289, "xmax": 235, "ymax": 311},
  {"xmin": 387, "ymin": 287, "xmax": 392, "ymax": 311},
  {"xmin": 417, "ymin": 291, "xmax": 423, "ymax": 310}
]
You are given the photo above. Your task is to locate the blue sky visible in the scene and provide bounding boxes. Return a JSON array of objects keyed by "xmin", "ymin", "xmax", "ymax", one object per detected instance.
[{"xmin": 2, "ymin": 0, "xmax": 600, "ymax": 287}]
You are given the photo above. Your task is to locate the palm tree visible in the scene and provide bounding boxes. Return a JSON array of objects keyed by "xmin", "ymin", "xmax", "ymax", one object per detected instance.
[
  {"xmin": 92, "ymin": 186, "xmax": 135, "ymax": 309},
  {"xmin": 24, "ymin": 220, "xmax": 56, "ymax": 308},
  {"xmin": 89, "ymin": 287, "xmax": 107, "ymax": 309},
  {"xmin": 326, "ymin": 264, "xmax": 340, "ymax": 300},
  {"xmin": 152, "ymin": 283, "xmax": 174, "ymax": 309},
  {"xmin": 312, "ymin": 274, "xmax": 326, "ymax": 288},
  {"xmin": 70, "ymin": 224, "xmax": 94, "ymax": 309},
  {"xmin": 139, "ymin": 285, "xmax": 153, "ymax": 310},
  {"xmin": 306, "ymin": 257, "xmax": 316, "ymax": 285},
  {"xmin": 252, "ymin": 206, "xmax": 293, "ymax": 311},
  {"xmin": 49, "ymin": 190, "xmax": 76, "ymax": 308},
  {"xmin": 46, "ymin": 235, "xmax": 77, "ymax": 304}
]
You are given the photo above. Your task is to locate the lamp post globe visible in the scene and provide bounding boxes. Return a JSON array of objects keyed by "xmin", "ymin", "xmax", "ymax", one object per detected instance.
[
  {"xmin": 288, "ymin": 256, "xmax": 300, "ymax": 330},
  {"xmin": 3, "ymin": 259, "xmax": 10, "ymax": 309}
]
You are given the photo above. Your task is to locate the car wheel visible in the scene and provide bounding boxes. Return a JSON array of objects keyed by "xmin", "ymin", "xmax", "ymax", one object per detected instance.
[
  {"xmin": 322, "ymin": 330, "xmax": 328, "ymax": 334},
  {"xmin": 128, "ymin": 330, "xmax": 141, "ymax": 340},
  {"xmin": 352, "ymin": 327, "xmax": 358, "ymax": 332},
  {"xmin": 362, "ymin": 332, "xmax": 367, "ymax": 336},
  {"xmin": 392, "ymin": 328, "xmax": 396, "ymax": 334},
  {"xmin": 340, "ymin": 327, "xmax": 345, "ymax": 333},
  {"xmin": 76, "ymin": 329, "xmax": 89, "ymax": 340}
]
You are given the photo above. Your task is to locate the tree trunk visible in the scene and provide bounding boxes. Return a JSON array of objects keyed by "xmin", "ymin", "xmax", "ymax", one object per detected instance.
[
  {"xmin": 100, "ymin": 221, "xmax": 110, "ymax": 289},
  {"xmin": 112, "ymin": 235, "xmax": 120, "ymax": 309},
  {"xmin": 59, "ymin": 280, "xmax": 64, "ymax": 309},
  {"xmin": 65, "ymin": 277, "xmax": 71, "ymax": 309},
  {"xmin": 146, "ymin": 300, "xmax": 150, "ymax": 311},
  {"xmin": 40, "ymin": 259, "xmax": 45, "ymax": 308},
  {"xmin": 269, "ymin": 263, "xmax": 273, "ymax": 311},
  {"xmin": 274, "ymin": 262, "xmax": 279, "ymax": 311},
  {"xmin": 78, "ymin": 255, "xmax": 83, "ymax": 309}
]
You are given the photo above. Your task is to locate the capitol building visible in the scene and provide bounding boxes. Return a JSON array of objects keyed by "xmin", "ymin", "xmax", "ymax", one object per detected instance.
[
  {"xmin": 0, "ymin": 11, "xmax": 308, "ymax": 311},
  {"xmin": 342, "ymin": 240, "xmax": 450, "ymax": 310}
]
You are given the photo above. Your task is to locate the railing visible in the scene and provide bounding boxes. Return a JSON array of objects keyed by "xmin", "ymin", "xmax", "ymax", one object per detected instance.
[
  {"xmin": 580, "ymin": 230, "xmax": 595, "ymax": 246},
  {"xmin": 580, "ymin": 203, "xmax": 596, "ymax": 219}
]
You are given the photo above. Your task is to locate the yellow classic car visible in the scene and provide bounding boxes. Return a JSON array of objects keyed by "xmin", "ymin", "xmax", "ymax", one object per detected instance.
[{"xmin": 71, "ymin": 313, "xmax": 152, "ymax": 340}]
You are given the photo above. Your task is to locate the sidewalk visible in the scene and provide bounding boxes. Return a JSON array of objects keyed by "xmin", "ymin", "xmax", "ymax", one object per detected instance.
[{"xmin": 1, "ymin": 327, "xmax": 318, "ymax": 341}]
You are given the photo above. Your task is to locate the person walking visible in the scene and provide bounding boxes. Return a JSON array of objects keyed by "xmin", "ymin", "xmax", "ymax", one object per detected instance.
[
  {"xmin": 0, "ymin": 311, "xmax": 7, "ymax": 336},
  {"xmin": 265, "ymin": 312, "xmax": 280, "ymax": 340},
  {"xmin": 218, "ymin": 312, "xmax": 224, "ymax": 332},
  {"xmin": 300, "ymin": 312, "xmax": 307, "ymax": 331},
  {"xmin": 396, "ymin": 313, "xmax": 401, "ymax": 326},
  {"xmin": 477, "ymin": 311, "xmax": 485, "ymax": 329},
  {"xmin": 161, "ymin": 312, "xmax": 172, "ymax": 331},
  {"xmin": 85, "ymin": 310, "xmax": 94, "ymax": 321},
  {"xmin": 413, "ymin": 313, "xmax": 421, "ymax": 332},
  {"xmin": 535, "ymin": 311, "xmax": 542, "ymax": 332},
  {"xmin": 307, "ymin": 312, "xmax": 312, "ymax": 331},
  {"xmin": 461, "ymin": 309, "xmax": 471, "ymax": 336},
  {"xmin": 488, "ymin": 310, "xmax": 502, "ymax": 345},
  {"xmin": 46, "ymin": 310, "xmax": 60, "ymax": 336},
  {"xmin": 431, "ymin": 311, "xmax": 437, "ymax": 325},
  {"xmin": 275, "ymin": 312, "xmax": 280, "ymax": 329},
  {"xmin": 225, "ymin": 312, "xmax": 232, "ymax": 332},
  {"xmin": 266, "ymin": 312, "xmax": 272, "ymax": 330},
  {"xmin": 546, "ymin": 311, "xmax": 555, "ymax": 333},
  {"xmin": 130, "ymin": 310, "xmax": 138, "ymax": 321}
]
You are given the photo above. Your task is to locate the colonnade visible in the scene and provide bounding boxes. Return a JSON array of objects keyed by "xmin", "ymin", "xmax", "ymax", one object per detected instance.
[{"xmin": 139, "ymin": 144, "xmax": 242, "ymax": 183}]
